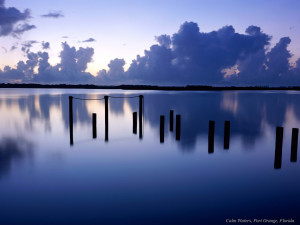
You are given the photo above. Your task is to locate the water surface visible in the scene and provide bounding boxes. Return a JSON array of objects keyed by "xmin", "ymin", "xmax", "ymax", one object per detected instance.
[{"xmin": 0, "ymin": 88, "xmax": 299, "ymax": 224}]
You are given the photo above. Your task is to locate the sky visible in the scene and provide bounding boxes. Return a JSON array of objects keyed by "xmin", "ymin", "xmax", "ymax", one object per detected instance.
[{"xmin": 1, "ymin": 0, "xmax": 300, "ymax": 85}]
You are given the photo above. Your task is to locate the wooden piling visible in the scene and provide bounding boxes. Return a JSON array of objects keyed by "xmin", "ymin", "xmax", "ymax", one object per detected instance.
[
  {"xmin": 208, "ymin": 120, "xmax": 215, "ymax": 153},
  {"xmin": 69, "ymin": 96, "xmax": 73, "ymax": 145},
  {"xmin": 170, "ymin": 110, "xmax": 174, "ymax": 131},
  {"xmin": 291, "ymin": 128, "xmax": 298, "ymax": 162},
  {"xmin": 139, "ymin": 95, "xmax": 143, "ymax": 139},
  {"xmin": 133, "ymin": 112, "xmax": 137, "ymax": 134},
  {"xmin": 92, "ymin": 113, "xmax": 97, "ymax": 139},
  {"xmin": 104, "ymin": 96, "xmax": 108, "ymax": 141},
  {"xmin": 274, "ymin": 126, "xmax": 284, "ymax": 169},
  {"xmin": 160, "ymin": 115, "xmax": 165, "ymax": 143},
  {"xmin": 176, "ymin": 114, "xmax": 181, "ymax": 141},
  {"xmin": 224, "ymin": 120, "xmax": 230, "ymax": 149}
]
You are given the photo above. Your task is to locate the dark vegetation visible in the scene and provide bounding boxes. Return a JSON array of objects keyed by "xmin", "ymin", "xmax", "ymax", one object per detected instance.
[{"xmin": 1, "ymin": 83, "xmax": 300, "ymax": 91}]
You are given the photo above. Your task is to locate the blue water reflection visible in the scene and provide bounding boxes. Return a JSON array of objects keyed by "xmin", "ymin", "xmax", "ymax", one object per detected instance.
[{"xmin": 0, "ymin": 89, "xmax": 299, "ymax": 224}]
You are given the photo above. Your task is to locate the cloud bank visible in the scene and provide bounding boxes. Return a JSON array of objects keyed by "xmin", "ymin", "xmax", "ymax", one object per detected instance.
[
  {"xmin": 1, "ymin": 21, "xmax": 300, "ymax": 86},
  {"xmin": 0, "ymin": 42, "xmax": 94, "ymax": 83}
]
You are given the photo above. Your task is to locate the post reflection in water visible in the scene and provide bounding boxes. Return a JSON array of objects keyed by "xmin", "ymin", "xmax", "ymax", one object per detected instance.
[
  {"xmin": 65, "ymin": 91, "xmax": 299, "ymax": 168},
  {"xmin": 160, "ymin": 115, "xmax": 165, "ymax": 143},
  {"xmin": 208, "ymin": 120, "xmax": 215, "ymax": 154},
  {"xmin": 104, "ymin": 95, "xmax": 109, "ymax": 141},
  {"xmin": 139, "ymin": 95, "xmax": 143, "ymax": 139},
  {"xmin": 92, "ymin": 113, "xmax": 97, "ymax": 139},
  {"xmin": 274, "ymin": 127, "xmax": 284, "ymax": 169},
  {"xmin": 69, "ymin": 96, "xmax": 74, "ymax": 145},
  {"xmin": 290, "ymin": 128, "xmax": 298, "ymax": 162},
  {"xmin": 133, "ymin": 112, "xmax": 137, "ymax": 134},
  {"xmin": 1, "ymin": 91, "xmax": 300, "ymax": 154},
  {"xmin": 3, "ymin": 91, "xmax": 299, "ymax": 155},
  {"xmin": 0, "ymin": 90, "xmax": 300, "ymax": 224},
  {"xmin": 224, "ymin": 120, "xmax": 230, "ymax": 149}
]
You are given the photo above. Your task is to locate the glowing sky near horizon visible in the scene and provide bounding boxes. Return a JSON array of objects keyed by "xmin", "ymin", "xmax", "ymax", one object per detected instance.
[{"xmin": 1, "ymin": 0, "xmax": 300, "ymax": 75}]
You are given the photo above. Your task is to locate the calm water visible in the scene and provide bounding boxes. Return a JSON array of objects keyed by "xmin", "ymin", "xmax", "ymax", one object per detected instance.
[{"xmin": 0, "ymin": 88, "xmax": 299, "ymax": 225}]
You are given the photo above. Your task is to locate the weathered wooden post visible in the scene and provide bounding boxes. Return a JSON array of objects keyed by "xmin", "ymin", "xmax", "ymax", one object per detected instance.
[
  {"xmin": 208, "ymin": 120, "xmax": 215, "ymax": 154},
  {"xmin": 224, "ymin": 120, "xmax": 230, "ymax": 149},
  {"xmin": 69, "ymin": 96, "xmax": 74, "ymax": 145},
  {"xmin": 139, "ymin": 95, "xmax": 143, "ymax": 139},
  {"xmin": 170, "ymin": 110, "xmax": 174, "ymax": 132},
  {"xmin": 274, "ymin": 126, "xmax": 284, "ymax": 169},
  {"xmin": 160, "ymin": 115, "xmax": 165, "ymax": 143},
  {"xmin": 104, "ymin": 96, "xmax": 109, "ymax": 141},
  {"xmin": 291, "ymin": 128, "xmax": 298, "ymax": 162},
  {"xmin": 133, "ymin": 112, "xmax": 137, "ymax": 134},
  {"xmin": 92, "ymin": 113, "xmax": 97, "ymax": 139},
  {"xmin": 176, "ymin": 114, "xmax": 181, "ymax": 141}
]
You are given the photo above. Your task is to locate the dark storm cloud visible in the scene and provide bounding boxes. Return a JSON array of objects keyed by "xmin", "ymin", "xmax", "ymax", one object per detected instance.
[
  {"xmin": 41, "ymin": 11, "xmax": 64, "ymax": 18},
  {"xmin": 82, "ymin": 38, "xmax": 96, "ymax": 43},
  {"xmin": 0, "ymin": 1, "xmax": 32, "ymax": 37},
  {"xmin": 42, "ymin": 41, "xmax": 50, "ymax": 49}
]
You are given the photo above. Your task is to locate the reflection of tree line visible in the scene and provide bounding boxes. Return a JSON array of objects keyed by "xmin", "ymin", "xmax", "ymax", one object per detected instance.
[{"xmin": 3, "ymin": 92, "xmax": 300, "ymax": 150}]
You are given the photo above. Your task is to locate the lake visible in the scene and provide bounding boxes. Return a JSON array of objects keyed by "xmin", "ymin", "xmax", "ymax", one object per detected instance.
[{"xmin": 0, "ymin": 88, "xmax": 299, "ymax": 225}]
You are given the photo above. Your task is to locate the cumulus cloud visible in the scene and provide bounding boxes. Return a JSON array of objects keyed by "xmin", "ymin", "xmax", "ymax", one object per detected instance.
[
  {"xmin": 231, "ymin": 35, "xmax": 295, "ymax": 85},
  {"xmin": 82, "ymin": 38, "xmax": 96, "ymax": 43},
  {"xmin": 1, "ymin": 42, "xmax": 95, "ymax": 84},
  {"xmin": 123, "ymin": 22, "xmax": 299, "ymax": 86},
  {"xmin": 95, "ymin": 58, "xmax": 127, "ymax": 84},
  {"xmin": 34, "ymin": 42, "xmax": 94, "ymax": 83},
  {"xmin": 0, "ymin": 66, "xmax": 24, "ymax": 83},
  {"xmin": 42, "ymin": 41, "xmax": 50, "ymax": 49},
  {"xmin": 0, "ymin": 1, "xmax": 33, "ymax": 37},
  {"xmin": 10, "ymin": 44, "xmax": 18, "ymax": 51},
  {"xmin": 21, "ymin": 40, "xmax": 39, "ymax": 53},
  {"xmin": 41, "ymin": 11, "xmax": 64, "ymax": 18},
  {"xmin": 108, "ymin": 22, "xmax": 274, "ymax": 85},
  {"xmin": 155, "ymin": 35, "xmax": 171, "ymax": 48},
  {"xmin": 12, "ymin": 23, "xmax": 36, "ymax": 37},
  {"xmin": 2, "ymin": 21, "xmax": 300, "ymax": 86}
]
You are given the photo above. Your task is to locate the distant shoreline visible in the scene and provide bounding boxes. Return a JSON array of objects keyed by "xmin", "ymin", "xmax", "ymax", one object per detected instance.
[{"xmin": 1, "ymin": 83, "xmax": 300, "ymax": 91}]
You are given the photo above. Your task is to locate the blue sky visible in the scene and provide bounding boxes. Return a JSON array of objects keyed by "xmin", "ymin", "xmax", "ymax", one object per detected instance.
[{"xmin": 1, "ymin": 0, "xmax": 300, "ymax": 85}]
